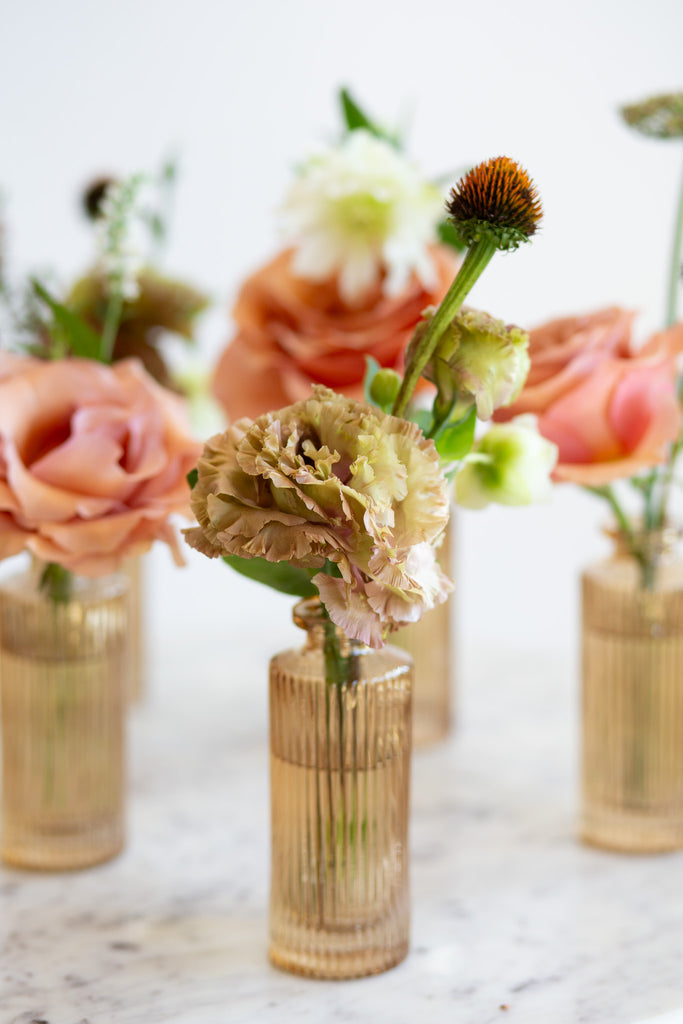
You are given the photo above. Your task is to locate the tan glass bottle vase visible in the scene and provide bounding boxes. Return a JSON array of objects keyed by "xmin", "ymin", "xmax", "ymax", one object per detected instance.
[
  {"xmin": 269, "ymin": 598, "xmax": 413, "ymax": 978},
  {"xmin": 0, "ymin": 564, "xmax": 128, "ymax": 870},
  {"xmin": 581, "ymin": 527, "xmax": 683, "ymax": 852},
  {"xmin": 393, "ymin": 516, "xmax": 454, "ymax": 746}
]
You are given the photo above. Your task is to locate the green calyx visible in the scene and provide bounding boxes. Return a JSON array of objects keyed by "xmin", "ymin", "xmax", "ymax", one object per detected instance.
[{"xmin": 450, "ymin": 217, "xmax": 534, "ymax": 253}]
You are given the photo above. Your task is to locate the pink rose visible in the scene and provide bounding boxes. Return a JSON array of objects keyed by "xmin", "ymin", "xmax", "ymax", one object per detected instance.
[
  {"xmin": 496, "ymin": 308, "xmax": 683, "ymax": 484},
  {"xmin": 212, "ymin": 246, "xmax": 456, "ymax": 420},
  {"xmin": 0, "ymin": 356, "xmax": 200, "ymax": 575}
]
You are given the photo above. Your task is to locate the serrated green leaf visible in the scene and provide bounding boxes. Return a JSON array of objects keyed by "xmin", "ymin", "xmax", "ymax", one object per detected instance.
[
  {"xmin": 186, "ymin": 468, "xmax": 199, "ymax": 490},
  {"xmin": 434, "ymin": 406, "xmax": 477, "ymax": 461},
  {"xmin": 437, "ymin": 219, "xmax": 466, "ymax": 253},
  {"xmin": 32, "ymin": 280, "xmax": 104, "ymax": 361},
  {"xmin": 222, "ymin": 554, "xmax": 318, "ymax": 598}
]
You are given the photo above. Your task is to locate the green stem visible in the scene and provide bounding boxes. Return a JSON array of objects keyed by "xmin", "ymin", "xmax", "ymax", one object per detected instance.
[
  {"xmin": 584, "ymin": 485, "xmax": 655, "ymax": 589},
  {"xmin": 99, "ymin": 290, "xmax": 123, "ymax": 364},
  {"xmin": 391, "ymin": 237, "xmax": 497, "ymax": 418},
  {"xmin": 666, "ymin": 152, "xmax": 683, "ymax": 328},
  {"xmin": 39, "ymin": 562, "xmax": 73, "ymax": 604}
]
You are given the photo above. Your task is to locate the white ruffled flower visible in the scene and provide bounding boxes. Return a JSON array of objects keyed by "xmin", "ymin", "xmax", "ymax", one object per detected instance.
[
  {"xmin": 454, "ymin": 415, "xmax": 558, "ymax": 509},
  {"xmin": 280, "ymin": 129, "xmax": 443, "ymax": 306}
]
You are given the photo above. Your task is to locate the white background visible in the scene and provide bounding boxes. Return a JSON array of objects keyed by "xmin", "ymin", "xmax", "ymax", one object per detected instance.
[{"xmin": 1, "ymin": 0, "xmax": 682, "ymax": 684}]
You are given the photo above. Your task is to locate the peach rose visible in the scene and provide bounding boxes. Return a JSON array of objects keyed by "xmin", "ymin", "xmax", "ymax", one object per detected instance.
[
  {"xmin": 212, "ymin": 245, "xmax": 456, "ymax": 420},
  {"xmin": 0, "ymin": 355, "xmax": 200, "ymax": 575},
  {"xmin": 496, "ymin": 308, "xmax": 683, "ymax": 484}
]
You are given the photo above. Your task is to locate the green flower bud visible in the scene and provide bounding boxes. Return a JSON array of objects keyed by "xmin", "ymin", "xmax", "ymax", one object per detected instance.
[{"xmin": 369, "ymin": 368, "xmax": 402, "ymax": 409}]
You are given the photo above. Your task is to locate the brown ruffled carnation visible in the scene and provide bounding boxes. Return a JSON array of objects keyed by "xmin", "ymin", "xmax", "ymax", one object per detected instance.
[{"xmin": 184, "ymin": 386, "xmax": 452, "ymax": 647}]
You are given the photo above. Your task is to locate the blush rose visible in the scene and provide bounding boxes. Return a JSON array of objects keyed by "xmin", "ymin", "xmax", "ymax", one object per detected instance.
[
  {"xmin": 496, "ymin": 308, "xmax": 683, "ymax": 484},
  {"xmin": 0, "ymin": 355, "xmax": 200, "ymax": 575},
  {"xmin": 212, "ymin": 246, "xmax": 456, "ymax": 421}
]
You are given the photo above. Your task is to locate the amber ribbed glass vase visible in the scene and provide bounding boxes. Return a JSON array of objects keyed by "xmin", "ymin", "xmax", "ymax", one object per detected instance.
[
  {"xmin": 581, "ymin": 527, "xmax": 683, "ymax": 852},
  {"xmin": 0, "ymin": 564, "xmax": 128, "ymax": 870},
  {"xmin": 122, "ymin": 555, "xmax": 145, "ymax": 703},
  {"xmin": 393, "ymin": 517, "xmax": 453, "ymax": 747},
  {"xmin": 269, "ymin": 598, "xmax": 413, "ymax": 979}
]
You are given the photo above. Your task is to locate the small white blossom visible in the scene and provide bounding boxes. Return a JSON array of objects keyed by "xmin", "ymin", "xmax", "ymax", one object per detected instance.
[
  {"xmin": 280, "ymin": 130, "xmax": 443, "ymax": 306},
  {"xmin": 95, "ymin": 176, "xmax": 147, "ymax": 303},
  {"xmin": 455, "ymin": 415, "xmax": 558, "ymax": 509}
]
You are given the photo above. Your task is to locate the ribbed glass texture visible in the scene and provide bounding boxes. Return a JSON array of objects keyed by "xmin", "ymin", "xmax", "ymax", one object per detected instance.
[
  {"xmin": 122, "ymin": 555, "xmax": 145, "ymax": 703},
  {"xmin": 581, "ymin": 528, "xmax": 683, "ymax": 852},
  {"xmin": 393, "ymin": 517, "xmax": 453, "ymax": 747},
  {"xmin": 0, "ymin": 566, "xmax": 128, "ymax": 870},
  {"xmin": 269, "ymin": 598, "xmax": 413, "ymax": 978}
]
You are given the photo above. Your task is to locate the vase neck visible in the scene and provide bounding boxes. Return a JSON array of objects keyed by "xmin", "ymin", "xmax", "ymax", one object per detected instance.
[
  {"xmin": 608, "ymin": 524, "xmax": 680, "ymax": 565},
  {"xmin": 292, "ymin": 597, "xmax": 367, "ymax": 658}
]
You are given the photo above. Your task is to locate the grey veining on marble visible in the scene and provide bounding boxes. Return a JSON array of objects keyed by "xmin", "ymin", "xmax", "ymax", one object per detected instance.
[{"xmin": 1, "ymin": 629, "xmax": 683, "ymax": 1024}]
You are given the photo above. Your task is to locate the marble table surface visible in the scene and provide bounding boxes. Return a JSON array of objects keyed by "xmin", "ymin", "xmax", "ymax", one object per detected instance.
[{"xmin": 2, "ymin": 616, "xmax": 683, "ymax": 1024}]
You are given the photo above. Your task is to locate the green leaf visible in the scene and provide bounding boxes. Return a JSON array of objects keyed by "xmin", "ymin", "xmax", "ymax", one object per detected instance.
[
  {"xmin": 340, "ymin": 88, "xmax": 378, "ymax": 134},
  {"xmin": 437, "ymin": 218, "xmax": 466, "ymax": 253},
  {"xmin": 363, "ymin": 355, "xmax": 382, "ymax": 405},
  {"xmin": 32, "ymin": 280, "xmax": 104, "ymax": 361},
  {"xmin": 411, "ymin": 408, "xmax": 433, "ymax": 435},
  {"xmin": 338, "ymin": 88, "xmax": 400, "ymax": 148},
  {"xmin": 434, "ymin": 406, "xmax": 477, "ymax": 461},
  {"xmin": 186, "ymin": 468, "xmax": 199, "ymax": 490},
  {"xmin": 222, "ymin": 554, "xmax": 318, "ymax": 598}
]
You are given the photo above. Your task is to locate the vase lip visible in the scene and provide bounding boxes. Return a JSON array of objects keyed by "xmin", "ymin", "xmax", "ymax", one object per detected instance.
[
  {"xmin": 603, "ymin": 519, "xmax": 681, "ymax": 557},
  {"xmin": 292, "ymin": 596, "xmax": 326, "ymax": 631}
]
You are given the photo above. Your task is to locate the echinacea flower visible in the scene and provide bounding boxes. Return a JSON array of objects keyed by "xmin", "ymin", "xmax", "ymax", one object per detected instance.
[
  {"xmin": 407, "ymin": 307, "xmax": 530, "ymax": 421},
  {"xmin": 184, "ymin": 386, "xmax": 452, "ymax": 647},
  {"xmin": 280, "ymin": 129, "xmax": 444, "ymax": 306},
  {"xmin": 392, "ymin": 157, "xmax": 542, "ymax": 417},
  {"xmin": 454, "ymin": 416, "xmax": 557, "ymax": 509}
]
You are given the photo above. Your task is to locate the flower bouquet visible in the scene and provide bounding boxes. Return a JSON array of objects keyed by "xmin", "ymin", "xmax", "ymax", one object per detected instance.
[
  {"xmin": 187, "ymin": 154, "xmax": 554, "ymax": 976},
  {"xmin": 0, "ymin": 173, "xmax": 200, "ymax": 869},
  {"xmin": 498, "ymin": 91, "xmax": 683, "ymax": 852},
  {"xmin": 211, "ymin": 90, "xmax": 554, "ymax": 743}
]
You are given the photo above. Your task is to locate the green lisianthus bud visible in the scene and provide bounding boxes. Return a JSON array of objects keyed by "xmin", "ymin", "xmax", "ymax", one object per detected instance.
[
  {"xmin": 408, "ymin": 307, "xmax": 530, "ymax": 421},
  {"xmin": 369, "ymin": 367, "xmax": 402, "ymax": 410},
  {"xmin": 454, "ymin": 416, "xmax": 557, "ymax": 509}
]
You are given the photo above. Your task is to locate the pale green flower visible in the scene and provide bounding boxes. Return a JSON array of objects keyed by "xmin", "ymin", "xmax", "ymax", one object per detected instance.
[
  {"xmin": 409, "ymin": 307, "xmax": 530, "ymax": 421},
  {"xmin": 454, "ymin": 415, "xmax": 557, "ymax": 509},
  {"xmin": 184, "ymin": 385, "xmax": 452, "ymax": 646},
  {"xmin": 280, "ymin": 129, "xmax": 443, "ymax": 306}
]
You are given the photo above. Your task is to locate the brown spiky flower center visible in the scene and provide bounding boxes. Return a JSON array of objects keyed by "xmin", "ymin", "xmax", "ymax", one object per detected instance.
[{"xmin": 446, "ymin": 156, "xmax": 542, "ymax": 251}]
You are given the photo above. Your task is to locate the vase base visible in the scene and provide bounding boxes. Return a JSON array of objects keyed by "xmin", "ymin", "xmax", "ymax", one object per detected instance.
[
  {"xmin": 269, "ymin": 940, "xmax": 409, "ymax": 979},
  {"xmin": 1, "ymin": 819, "xmax": 124, "ymax": 870},
  {"xmin": 580, "ymin": 808, "xmax": 683, "ymax": 854}
]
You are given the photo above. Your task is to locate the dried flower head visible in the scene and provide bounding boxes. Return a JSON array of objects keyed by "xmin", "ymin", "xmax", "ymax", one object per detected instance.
[
  {"xmin": 82, "ymin": 176, "xmax": 117, "ymax": 220},
  {"xmin": 446, "ymin": 157, "xmax": 542, "ymax": 251},
  {"xmin": 184, "ymin": 386, "xmax": 452, "ymax": 647},
  {"xmin": 621, "ymin": 93, "xmax": 683, "ymax": 140}
]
